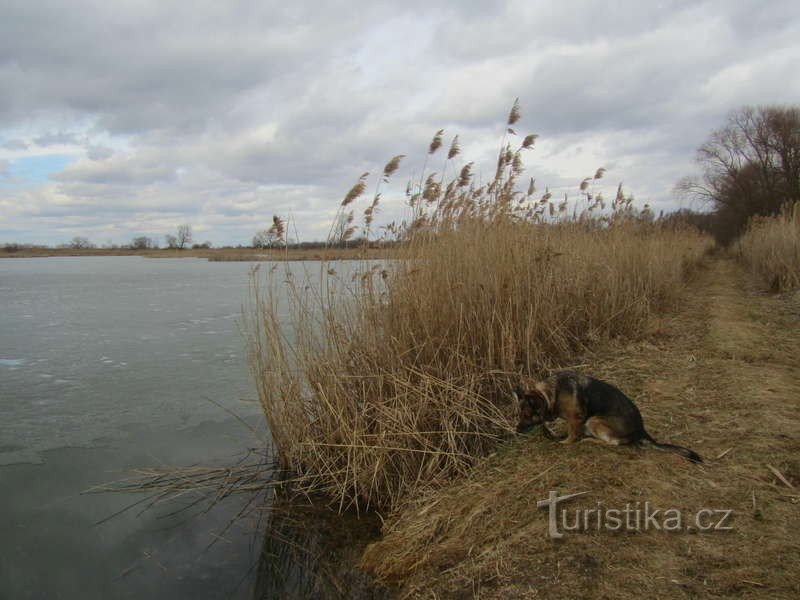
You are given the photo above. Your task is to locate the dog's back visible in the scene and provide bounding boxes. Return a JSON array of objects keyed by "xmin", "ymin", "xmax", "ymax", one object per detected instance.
[
  {"xmin": 578, "ymin": 375, "xmax": 645, "ymax": 431},
  {"xmin": 529, "ymin": 371, "xmax": 702, "ymax": 462},
  {"xmin": 553, "ymin": 371, "xmax": 646, "ymax": 441}
]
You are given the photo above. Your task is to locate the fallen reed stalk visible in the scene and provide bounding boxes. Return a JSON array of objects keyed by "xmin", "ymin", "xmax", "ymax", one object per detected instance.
[{"xmin": 86, "ymin": 450, "xmax": 281, "ymax": 523}]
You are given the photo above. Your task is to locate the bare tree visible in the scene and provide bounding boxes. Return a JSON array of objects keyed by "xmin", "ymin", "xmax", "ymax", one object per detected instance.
[
  {"xmin": 130, "ymin": 236, "xmax": 155, "ymax": 249},
  {"xmin": 252, "ymin": 229, "xmax": 279, "ymax": 249},
  {"xmin": 253, "ymin": 216, "xmax": 286, "ymax": 249},
  {"xmin": 165, "ymin": 234, "xmax": 178, "ymax": 249},
  {"xmin": 678, "ymin": 105, "xmax": 800, "ymax": 243},
  {"xmin": 69, "ymin": 236, "xmax": 95, "ymax": 249},
  {"xmin": 176, "ymin": 224, "xmax": 192, "ymax": 250}
]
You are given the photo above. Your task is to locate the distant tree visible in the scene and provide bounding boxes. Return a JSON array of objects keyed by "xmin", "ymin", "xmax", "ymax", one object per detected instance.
[
  {"xmin": 253, "ymin": 217, "xmax": 287, "ymax": 249},
  {"xmin": 678, "ymin": 105, "xmax": 800, "ymax": 244},
  {"xmin": 130, "ymin": 236, "xmax": 155, "ymax": 249},
  {"xmin": 69, "ymin": 236, "xmax": 95, "ymax": 249},
  {"xmin": 660, "ymin": 209, "xmax": 717, "ymax": 235},
  {"xmin": 252, "ymin": 229, "xmax": 279, "ymax": 249},
  {"xmin": 176, "ymin": 224, "xmax": 192, "ymax": 249},
  {"xmin": 192, "ymin": 241, "xmax": 212, "ymax": 249},
  {"xmin": 165, "ymin": 234, "xmax": 178, "ymax": 249}
]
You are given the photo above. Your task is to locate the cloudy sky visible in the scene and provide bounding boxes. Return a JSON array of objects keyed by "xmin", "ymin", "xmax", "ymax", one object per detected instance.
[{"xmin": 1, "ymin": 0, "xmax": 799, "ymax": 246}]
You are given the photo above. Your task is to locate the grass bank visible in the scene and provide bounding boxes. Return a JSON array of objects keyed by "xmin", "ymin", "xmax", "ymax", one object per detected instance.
[
  {"xmin": 0, "ymin": 246, "xmax": 395, "ymax": 261},
  {"xmin": 360, "ymin": 257, "xmax": 800, "ymax": 598}
]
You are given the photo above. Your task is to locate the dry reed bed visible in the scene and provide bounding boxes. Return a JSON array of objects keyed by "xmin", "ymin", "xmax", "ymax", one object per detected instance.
[
  {"xmin": 243, "ymin": 102, "xmax": 713, "ymax": 513},
  {"xmin": 244, "ymin": 221, "xmax": 711, "ymax": 513},
  {"xmin": 738, "ymin": 202, "xmax": 800, "ymax": 291}
]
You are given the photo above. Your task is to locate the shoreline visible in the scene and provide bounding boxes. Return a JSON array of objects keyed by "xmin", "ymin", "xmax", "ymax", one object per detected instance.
[{"xmin": 0, "ymin": 247, "xmax": 396, "ymax": 261}]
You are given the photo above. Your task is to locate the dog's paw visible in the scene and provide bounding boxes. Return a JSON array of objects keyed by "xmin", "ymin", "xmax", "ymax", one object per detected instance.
[{"xmin": 541, "ymin": 425, "xmax": 565, "ymax": 441}]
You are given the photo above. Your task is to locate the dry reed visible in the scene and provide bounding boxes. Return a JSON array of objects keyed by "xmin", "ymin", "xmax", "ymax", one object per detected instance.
[
  {"xmin": 243, "ymin": 102, "xmax": 713, "ymax": 513},
  {"xmin": 737, "ymin": 202, "xmax": 800, "ymax": 291}
]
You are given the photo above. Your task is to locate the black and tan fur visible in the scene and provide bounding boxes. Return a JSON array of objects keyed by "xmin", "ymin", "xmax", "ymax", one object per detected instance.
[{"xmin": 514, "ymin": 371, "xmax": 702, "ymax": 463}]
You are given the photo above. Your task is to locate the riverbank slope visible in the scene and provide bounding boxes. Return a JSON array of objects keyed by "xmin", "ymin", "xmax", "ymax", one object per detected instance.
[{"xmin": 362, "ymin": 256, "xmax": 800, "ymax": 599}]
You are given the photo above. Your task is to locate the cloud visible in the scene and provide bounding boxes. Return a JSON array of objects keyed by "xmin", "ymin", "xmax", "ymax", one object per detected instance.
[
  {"xmin": 86, "ymin": 145, "xmax": 114, "ymax": 161},
  {"xmin": 1, "ymin": 138, "xmax": 28, "ymax": 150},
  {"xmin": 1, "ymin": 0, "xmax": 799, "ymax": 244},
  {"xmin": 33, "ymin": 131, "xmax": 83, "ymax": 147},
  {"xmin": 54, "ymin": 154, "xmax": 175, "ymax": 186}
]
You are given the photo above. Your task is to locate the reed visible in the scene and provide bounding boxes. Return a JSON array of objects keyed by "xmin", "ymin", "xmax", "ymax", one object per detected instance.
[
  {"xmin": 738, "ymin": 202, "xmax": 800, "ymax": 291},
  {"xmin": 244, "ymin": 102, "xmax": 712, "ymax": 512}
]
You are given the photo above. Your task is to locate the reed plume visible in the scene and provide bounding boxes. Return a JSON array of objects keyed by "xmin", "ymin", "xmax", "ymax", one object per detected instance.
[{"xmin": 245, "ymin": 101, "xmax": 712, "ymax": 513}]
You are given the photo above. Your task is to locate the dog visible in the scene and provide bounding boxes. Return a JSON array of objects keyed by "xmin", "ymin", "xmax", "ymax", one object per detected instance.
[{"xmin": 513, "ymin": 371, "xmax": 702, "ymax": 463}]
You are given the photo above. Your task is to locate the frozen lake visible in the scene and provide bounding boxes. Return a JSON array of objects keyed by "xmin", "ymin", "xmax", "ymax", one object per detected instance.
[{"xmin": 0, "ymin": 256, "xmax": 274, "ymax": 598}]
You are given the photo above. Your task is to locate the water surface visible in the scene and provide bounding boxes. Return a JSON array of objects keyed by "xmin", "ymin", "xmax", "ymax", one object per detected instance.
[
  {"xmin": 0, "ymin": 257, "xmax": 264, "ymax": 465},
  {"xmin": 0, "ymin": 257, "xmax": 270, "ymax": 598},
  {"xmin": 0, "ymin": 256, "xmax": 385, "ymax": 599}
]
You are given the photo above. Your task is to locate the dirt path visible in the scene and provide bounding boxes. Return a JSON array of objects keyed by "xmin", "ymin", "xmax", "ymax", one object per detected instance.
[{"xmin": 363, "ymin": 256, "xmax": 800, "ymax": 598}]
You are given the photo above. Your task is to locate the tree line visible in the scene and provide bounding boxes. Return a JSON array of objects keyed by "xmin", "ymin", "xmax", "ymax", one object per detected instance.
[
  {"xmin": 677, "ymin": 105, "xmax": 800, "ymax": 244},
  {"xmin": 3, "ymin": 224, "xmax": 209, "ymax": 252}
]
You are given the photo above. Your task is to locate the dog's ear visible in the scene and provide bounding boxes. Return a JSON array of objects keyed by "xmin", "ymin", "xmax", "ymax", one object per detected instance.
[
  {"xmin": 535, "ymin": 379, "xmax": 551, "ymax": 399},
  {"xmin": 515, "ymin": 387, "xmax": 545, "ymax": 433},
  {"xmin": 529, "ymin": 389, "xmax": 549, "ymax": 414},
  {"xmin": 513, "ymin": 387, "xmax": 529, "ymax": 412}
]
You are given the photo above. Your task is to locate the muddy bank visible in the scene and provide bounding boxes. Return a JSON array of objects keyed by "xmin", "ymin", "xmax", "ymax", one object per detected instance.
[{"xmin": 254, "ymin": 502, "xmax": 393, "ymax": 599}]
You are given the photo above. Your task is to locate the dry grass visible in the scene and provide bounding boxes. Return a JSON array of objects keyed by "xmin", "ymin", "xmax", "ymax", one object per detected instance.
[
  {"xmin": 360, "ymin": 257, "xmax": 800, "ymax": 599},
  {"xmin": 243, "ymin": 102, "xmax": 713, "ymax": 514},
  {"xmin": 737, "ymin": 202, "xmax": 800, "ymax": 291}
]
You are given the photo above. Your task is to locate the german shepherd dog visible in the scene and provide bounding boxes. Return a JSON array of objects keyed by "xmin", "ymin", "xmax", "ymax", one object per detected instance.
[{"xmin": 514, "ymin": 371, "xmax": 702, "ymax": 463}]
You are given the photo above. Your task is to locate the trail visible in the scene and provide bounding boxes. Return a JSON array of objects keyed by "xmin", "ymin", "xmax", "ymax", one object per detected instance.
[{"xmin": 366, "ymin": 256, "xmax": 800, "ymax": 599}]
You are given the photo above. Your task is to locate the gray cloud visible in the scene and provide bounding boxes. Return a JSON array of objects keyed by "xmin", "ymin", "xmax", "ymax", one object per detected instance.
[
  {"xmin": 33, "ymin": 131, "xmax": 82, "ymax": 146},
  {"xmin": 2, "ymin": 0, "xmax": 799, "ymax": 245},
  {"xmin": 1, "ymin": 138, "xmax": 28, "ymax": 150},
  {"xmin": 86, "ymin": 145, "xmax": 114, "ymax": 161},
  {"xmin": 0, "ymin": 1, "xmax": 396, "ymax": 134}
]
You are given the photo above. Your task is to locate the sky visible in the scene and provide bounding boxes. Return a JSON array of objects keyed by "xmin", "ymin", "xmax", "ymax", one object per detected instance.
[{"xmin": 1, "ymin": 0, "xmax": 799, "ymax": 246}]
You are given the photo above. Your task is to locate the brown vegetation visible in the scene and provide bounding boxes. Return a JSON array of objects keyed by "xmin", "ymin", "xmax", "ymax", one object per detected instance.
[
  {"xmin": 0, "ymin": 245, "xmax": 394, "ymax": 261},
  {"xmin": 360, "ymin": 257, "xmax": 800, "ymax": 599},
  {"xmin": 738, "ymin": 202, "xmax": 800, "ymax": 291},
  {"xmin": 244, "ymin": 103, "xmax": 713, "ymax": 515}
]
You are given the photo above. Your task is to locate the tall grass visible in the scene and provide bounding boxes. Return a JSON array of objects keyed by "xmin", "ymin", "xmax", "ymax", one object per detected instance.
[
  {"xmin": 738, "ymin": 202, "xmax": 800, "ymax": 291},
  {"xmin": 244, "ymin": 103, "xmax": 712, "ymax": 512}
]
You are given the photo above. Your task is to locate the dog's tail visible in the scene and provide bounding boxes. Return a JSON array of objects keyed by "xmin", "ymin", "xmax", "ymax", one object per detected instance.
[{"xmin": 638, "ymin": 433, "xmax": 703, "ymax": 463}]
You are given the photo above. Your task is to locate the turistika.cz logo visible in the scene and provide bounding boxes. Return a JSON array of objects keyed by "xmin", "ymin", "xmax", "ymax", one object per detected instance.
[{"xmin": 537, "ymin": 490, "xmax": 734, "ymax": 539}]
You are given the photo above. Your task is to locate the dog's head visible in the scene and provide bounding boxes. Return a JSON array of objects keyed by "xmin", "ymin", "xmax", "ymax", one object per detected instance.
[{"xmin": 512, "ymin": 386, "xmax": 550, "ymax": 433}]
